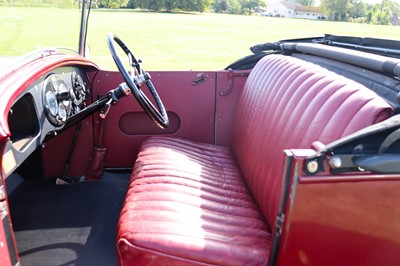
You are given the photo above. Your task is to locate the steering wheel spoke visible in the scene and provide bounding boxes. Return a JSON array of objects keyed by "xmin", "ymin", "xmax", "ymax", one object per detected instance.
[{"xmin": 107, "ymin": 33, "xmax": 169, "ymax": 129}]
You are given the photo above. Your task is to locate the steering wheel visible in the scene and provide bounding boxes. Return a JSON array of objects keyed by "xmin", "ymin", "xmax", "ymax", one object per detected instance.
[{"xmin": 107, "ymin": 33, "xmax": 169, "ymax": 129}]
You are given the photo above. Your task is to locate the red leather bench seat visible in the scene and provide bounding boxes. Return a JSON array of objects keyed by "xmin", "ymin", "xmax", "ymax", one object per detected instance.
[
  {"xmin": 117, "ymin": 55, "xmax": 393, "ymax": 265},
  {"xmin": 118, "ymin": 138, "xmax": 270, "ymax": 265}
]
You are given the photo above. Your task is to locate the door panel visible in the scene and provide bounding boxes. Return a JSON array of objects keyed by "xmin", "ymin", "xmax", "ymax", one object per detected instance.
[
  {"xmin": 276, "ymin": 152, "xmax": 400, "ymax": 266},
  {"xmin": 92, "ymin": 70, "xmax": 217, "ymax": 168}
]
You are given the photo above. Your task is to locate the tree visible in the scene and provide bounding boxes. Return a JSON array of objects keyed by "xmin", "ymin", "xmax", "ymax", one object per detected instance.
[
  {"xmin": 126, "ymin": 0, "xmax": 134, "ymax": 8},
  {"xmin": 134, "ymin": 0, "xmax": 210, "ymax": 12},
  {"xmin": 385, "ymin": 0, "xmax": 400, "ymax": 25},
  {"xmin": 213, "ymin": 0, "xmax": 242, "ymax": 14},
  {"xmin": 348, "ymin": 0, "xmax": 367, "ymax": 19},
  {"xmin": 367, "ymin": 0, "xmax": 400, "ymax": 25},
  {"xmin": 98, "ymin": 0, "xmax": 128, "ymax": 8},
  {"xmin": 241, "ymin": 0, "xmax": 265, "ymax": 15},
  {"xmin": 228, "ymin": 0, "xmax": 241, "ymax": 14},
  {"xmin": 213, "ymin": 0, "xmax": 228, "ymax": 13},
  {"xmin": 295, "ymin": 0, "xmax": 315, "ymax": 7},
  {"xmin": 195, "ymin": 0, "xmax": 210, "ymax": 12},
  {"xmin": 320, "ymin": 0, "xmax": 350, "ymax": 21}
]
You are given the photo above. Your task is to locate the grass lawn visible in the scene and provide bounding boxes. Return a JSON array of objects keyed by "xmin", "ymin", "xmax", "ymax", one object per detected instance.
[{"xmin": 1, "ymin": 7, "xmax": 400, "ymax": 70}]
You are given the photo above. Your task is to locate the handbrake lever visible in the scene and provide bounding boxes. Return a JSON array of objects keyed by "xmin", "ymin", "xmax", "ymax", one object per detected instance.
[{"xmin": 99, "ymin": 98, "xmax": 113, "ymax": 119}]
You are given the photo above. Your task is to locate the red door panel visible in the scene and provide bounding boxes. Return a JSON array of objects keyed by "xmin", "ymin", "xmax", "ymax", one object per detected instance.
[
  {"xmin": 277, "ymin": 155, "xmax": 400, "ymax": 266},
  {"xmin": 92, "ymin": 70, "xmax": 217, "ymax": 168}
]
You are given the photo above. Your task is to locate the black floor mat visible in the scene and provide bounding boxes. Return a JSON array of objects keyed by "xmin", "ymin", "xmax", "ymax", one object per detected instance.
[{"xmin": 7, "ymin": 171, "xmax": 130, "ymax": 266}]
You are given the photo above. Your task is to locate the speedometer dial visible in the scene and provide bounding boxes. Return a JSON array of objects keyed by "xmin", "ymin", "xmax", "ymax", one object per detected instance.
[
  {"xmin": 45, "ymin": 91, "xmax": 58, "ymax": 116},
  {"xmin": 42, "ymin": 74, "xmax": 72, "ymax": 127}
]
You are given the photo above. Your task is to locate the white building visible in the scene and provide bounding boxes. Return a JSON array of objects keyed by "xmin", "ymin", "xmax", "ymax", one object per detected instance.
[{"xmin": 264, "ymin": 0, "xmax": 325, "ymax": 20}]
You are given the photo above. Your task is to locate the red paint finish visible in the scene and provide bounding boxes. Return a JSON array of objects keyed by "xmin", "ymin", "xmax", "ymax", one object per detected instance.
[
  {"xmin": 215, "ymin": 70, "xmax": 249, "ymax": 147},
  {"xmin": 277, "ymin": 164, "xmax": 400, "ymax": 266},
  {"xmin": 0, "ymin": 139, "xmax": 15, "ymax": 266},
  {"xmin": 0, "ymin": 217, "xmax": 12, "ymax": 266},
  {"xmin": 92, "ymin": 70, "xmax": 217, "ymax": 168}
]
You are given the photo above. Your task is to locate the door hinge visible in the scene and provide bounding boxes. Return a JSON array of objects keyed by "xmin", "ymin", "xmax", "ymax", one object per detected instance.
[
  {"xmin": 0, "ymin": 186, "xmax": 7, "ymax": 219},
  {"xmin": 0, "ymin": 186, "xmax": 5, "ymax": 202},
  {"xmin": 275, "ymin": 213, "xmax": 285, "ymax": 236}
]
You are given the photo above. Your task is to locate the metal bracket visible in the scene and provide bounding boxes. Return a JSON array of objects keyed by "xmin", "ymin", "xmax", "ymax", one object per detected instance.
[{"xmin": 220, "ymin": 69, "xmax": 249, "ymax": 96}]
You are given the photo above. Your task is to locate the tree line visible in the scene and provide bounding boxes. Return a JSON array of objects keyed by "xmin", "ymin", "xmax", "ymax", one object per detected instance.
[
  {"xmin": 296, "ymin": 0, "xmax": 400, "ymax": 25},
  {"xmin": 98, "ymin": 0, "xmax": 400, "ymax": 25},
  {"xmin": 120, "ymin": 0, "xmax": 265, "ymax": 15},
  {"xmin": 2, "ymin": 0, "xmax": 400, "ymax": 25},
  {"xmin": 320, "ymin": 0, "xmax": 400, "ymax": 25}
]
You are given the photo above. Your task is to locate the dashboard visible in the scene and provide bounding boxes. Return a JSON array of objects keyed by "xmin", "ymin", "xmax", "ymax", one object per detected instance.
[
  {"xmin": 3, "ymin": 66, "xmax": 92, "ymax": 178},
  {"xmin": 42, "ymin": 70, "xmax": 89, "ymax": 127}
]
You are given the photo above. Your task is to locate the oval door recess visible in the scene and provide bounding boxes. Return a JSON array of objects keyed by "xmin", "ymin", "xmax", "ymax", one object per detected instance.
[{"xmin": 119, "ymin": 111, "xmax": 180, "ymax": 135}]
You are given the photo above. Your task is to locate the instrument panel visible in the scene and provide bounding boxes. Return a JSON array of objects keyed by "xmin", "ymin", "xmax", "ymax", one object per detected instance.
[
  {"xmin": 42, "ymin": 70, "xmax": 90, "ymax": 127},
  {"xmin": 4, "ymin": 66, "xmax": 93, "ymax": 178}
]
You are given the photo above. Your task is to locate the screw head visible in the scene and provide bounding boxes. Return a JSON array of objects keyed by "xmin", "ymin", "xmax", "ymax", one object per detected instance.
[{"xmin": 307, "ymin": 160, "xmax": 319, "ymax": 174}]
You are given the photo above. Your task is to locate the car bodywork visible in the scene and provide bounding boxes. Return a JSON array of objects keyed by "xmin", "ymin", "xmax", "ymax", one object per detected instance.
[{"xmin": 1, "ymin": 2, "xmax": 400, "ymax": 266}]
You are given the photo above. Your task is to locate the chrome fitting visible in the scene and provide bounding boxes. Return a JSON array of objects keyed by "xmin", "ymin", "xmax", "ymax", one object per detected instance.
[{"xmin": 328, "ymin": 156, "xmax": 342, "ymax": 169}]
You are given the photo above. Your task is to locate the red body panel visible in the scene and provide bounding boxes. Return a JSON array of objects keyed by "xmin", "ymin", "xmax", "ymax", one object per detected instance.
[
  {"xmin": 277, "ymin": 154, "xmax": 400, "ymax": 266},
  {"xmin": 0, "ymin": 139, "xmax": 14, "ymax": 265},
  {"xmin": 0, "ymin": 217, "xmax": 12, "ymax": 266},
  {"xmin": 91, "ymin": 70, "xmax": 217, "ymax": 168}
]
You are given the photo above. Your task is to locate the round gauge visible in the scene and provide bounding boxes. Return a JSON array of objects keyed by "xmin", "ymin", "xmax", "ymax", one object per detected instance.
[
  {"xmin": 45, "ymin": 91, "xmax": 58, "ymax": 116},
  {"xmin": 57, "ymin": 103, "xmax": 67, "ymax": 123},
  {"xmin": 71, "ymin": 71, "xmax": 87, "ymax": 106},
  {"xmin": 42, "ymin": 74, "xmax": 72, "ymax": 127}
]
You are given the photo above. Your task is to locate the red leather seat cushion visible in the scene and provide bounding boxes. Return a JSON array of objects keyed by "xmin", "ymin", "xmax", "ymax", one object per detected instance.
[{"xmin": 117, "ymin": 137, "xmax": 271, "ymax": 265}]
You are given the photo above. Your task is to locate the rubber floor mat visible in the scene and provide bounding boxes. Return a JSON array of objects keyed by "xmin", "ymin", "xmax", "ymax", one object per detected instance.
[{"xmin": 7, "ymin": 171, "xmax": 130, "ymax": 266}]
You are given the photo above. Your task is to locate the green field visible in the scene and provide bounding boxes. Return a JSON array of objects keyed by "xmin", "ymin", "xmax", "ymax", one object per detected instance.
[{"xmin": 1, "ymin": 7, "xmax": 400, "ymax": 70}]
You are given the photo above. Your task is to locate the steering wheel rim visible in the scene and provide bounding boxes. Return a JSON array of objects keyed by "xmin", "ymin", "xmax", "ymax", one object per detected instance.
[{"xmin": 107, "ymin": 33, "xmax": 169, "ymax": 129}]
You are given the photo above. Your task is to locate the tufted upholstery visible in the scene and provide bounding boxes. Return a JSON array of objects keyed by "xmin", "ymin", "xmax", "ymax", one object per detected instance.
[
  {"xmin": 231, "ymin": 55, "xmax": 393, "ymax": 229},
  {"xmin": 117, "ymin": 138, "xmax": 271, "ymax": 265},
  {"xmin": 117, "ymin": 54, "xmax": 393, "ymax": 265}
]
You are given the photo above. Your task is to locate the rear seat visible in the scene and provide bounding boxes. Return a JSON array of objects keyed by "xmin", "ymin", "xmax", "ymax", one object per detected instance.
[{"xmin": 117, "ymin": 54, "xmax": 393, "ymax": 265}]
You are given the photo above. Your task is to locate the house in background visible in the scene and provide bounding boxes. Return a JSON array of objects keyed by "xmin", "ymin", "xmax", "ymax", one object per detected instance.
[{"xmin": 264, "ymin": 0, "xmax": 325, "ymax": 20}]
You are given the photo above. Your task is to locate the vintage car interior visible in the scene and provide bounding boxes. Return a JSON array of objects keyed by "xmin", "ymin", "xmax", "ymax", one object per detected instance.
[{"xmin": 1, "ymin": 3, "xmax": 400, "ymax": 266}]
